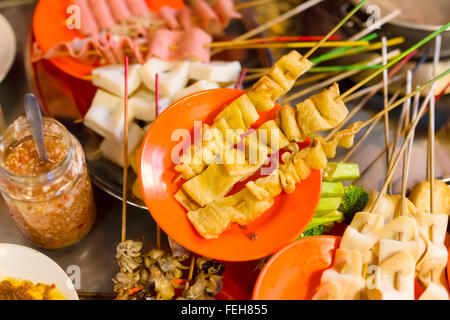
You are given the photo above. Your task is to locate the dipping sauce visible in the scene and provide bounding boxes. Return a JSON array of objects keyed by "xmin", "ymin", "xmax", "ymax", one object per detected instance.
[
  {"xmin": 2, "ymin": 136, "xmax": 67, "ymax": 176},
  {"xmin": 0, "ymin": 117, "xmax": 96, "ymax": 249},
  {"xmin": 0, "ymin": 278, "xmax": 66, "ymax": 300}
]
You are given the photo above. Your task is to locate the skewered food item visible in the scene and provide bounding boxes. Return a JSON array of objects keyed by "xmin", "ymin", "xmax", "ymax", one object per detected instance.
[
  {"xmin": 276, "ymin": 83, "xmax": 348, "ymax": 141},
  {"xmin": 84, "ymin": 89, "xmax": 133, "ymax": 142},
  {"xmin": 189, "ymin": 61, "xmax": 242, "ymax": 83},
  {"xmin": 113, "ymin": 238, "xmax": 224, "ymax": 300},
  {"xmin": 171, "ymin": 80, "xmax": 220, "ymax": 103},
  {"xmin": 312, "ymin": 249, "xmax": 365, "ymax": 300},
  {"xmin": 92, "ymin": 64, "xmax": 141, "ymax": 97},
  {"xmin": 99, "ymin": 123, "xmax": 145, "ymax": 167},
  {"xmin": 185, "ymin": 123, "xmax": 364, "ymax": 239},
  {"xmin": 176, "ymin": 120, "xmax": 288, "ymax": 209},
  {"xmin": 414, "ymin": 211, "xmax": 450, "ymax": 300},
  {"xmin": 129, "ymin": 89, "xmax": 170, "ymax": 122},
  {"xmin": 409, "ymin": 179, "xmax": 450, "ymax": 215}
]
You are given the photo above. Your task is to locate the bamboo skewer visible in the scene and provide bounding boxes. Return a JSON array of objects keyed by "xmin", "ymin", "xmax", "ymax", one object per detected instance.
[
  {"xmin": 400, "ymin": 71, "xmax": 413, "ymax": 217},
  {"xmin": 212, "ymin": 0, "xmax": 325, "ymax": 56},
  {"xmin": 342, "ymin": 85, "xmax": 401, "ymax": 162},
  {"xmin": 209, "ymin": 40, "xmax": 370, "ymax": 49},
  {"xmin": 300, "ymin": 0, "xmax": 369, "ymax": 62},
  {"xmin": 381, "ymin": 37, "xmax": 391, "ymax": 192},
  {"xmin": 369, "ymin": 85, "xmax": 436, "ymax": 213},
  {"xmin": 121, "ymin": 57, "xmax": 129, "ymax": 243},
  {"xmin": 428, "ymin": 35, "xmax": 441, "ymax": 214},
  {"xmin": 352, "ymin": 82, "xmax": 445, "ymax": 186},
  {"xmin": 234, "ymin": 0, "xmax": 277, "ymax": 10},
  {"xmin": 337, "ymin": 22, "xmax": 450, "ymax": 102}
]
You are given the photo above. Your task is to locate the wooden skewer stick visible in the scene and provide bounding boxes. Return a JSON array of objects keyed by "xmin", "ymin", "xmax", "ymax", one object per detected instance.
[
  {"xmin": 212, "ymin": 40, "xmax": 370, "ymax": 49},
  {"xmin": 234, "ymin": 0, "xmax": 276, "ymax": 10},
  {"xmin": 184, "ymin": 254, "xmax": 197, "ymax": 291},
  {"xmin": 341, "ymin": 84, "xmax": 402, "ymax": 162},
  {"xmin": 400, "ymin": 71, "xmax": 413, "ymax": 217},
  {"xmin": 348, "ymin": 10, "xmax": 401, "ymax": 42},
  {"xmin": 428, "ymin": 35, "xmax": 441, "ymax": 213},
  {"xmin": 212, "ymin": 0, "xmax": 325, "ymax": 56},
  {"xmin": 300, "ymin": 0, "xmax": 369, "ymax": 62},
  {"xmin": 337, "ymin": 22, "xmax": 450, "ymax": 102},
  {"xmin": 282, "ymin": 49, "xmax": 400, "ymax": 104},
  {"xmin": 369, "ymin": 86, "xmax": 437, "ymax": 213},
  {"xmin": 381, "ymin": 37, "xmax": 391, "ymax": 192},
  {"xmin": 121, "ymin": 57, "xmax": 129, "ymax": 243},
  {"xmin": 359, "ymin": 69, "xmax": 449, "ymax": 131},
  {"xmin": 154, "ymin": 72, "xmax": 162, "ymax": 249}
]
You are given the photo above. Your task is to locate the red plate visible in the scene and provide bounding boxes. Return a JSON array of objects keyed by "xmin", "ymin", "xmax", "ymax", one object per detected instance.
[
  {"xmin": 139, "ymin": 89, "xmax": 322, "ymax": 261},
  {"xmin": 32, "ymin": 0, "xmax": 184, "ymax": 79}
]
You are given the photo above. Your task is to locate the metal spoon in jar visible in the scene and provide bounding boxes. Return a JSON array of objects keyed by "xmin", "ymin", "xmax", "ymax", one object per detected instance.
[{"xmin": 24, "ymin": 93, "xmax": 47, "ymax": 161}]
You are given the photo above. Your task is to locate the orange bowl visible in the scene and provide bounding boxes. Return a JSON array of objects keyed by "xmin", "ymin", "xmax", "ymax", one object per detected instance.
[
  {"xmin": 252, "ymin": 236, "xmax": 340, "ymax": 300},
  {"xmin": 139, "ymin": 89, "xmax": 322, "ymax": 261}
]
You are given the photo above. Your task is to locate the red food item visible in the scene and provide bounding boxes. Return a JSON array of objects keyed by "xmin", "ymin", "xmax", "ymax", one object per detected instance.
[
  {"xmin": 159, "ymin": 6, "xmax": 180, "ymax": 30},
  {"xmin": 212, "ymin": 0, "xmax": 241, "ymax": 26},
  {"xmin": 106, "ymin": 0, "xmax": 132, "ymax": 22},
  {"xmin": 146, "ymin": 28, "xmax": 212, "ymax": 62},
  {"xmin": 193, "ymin": 0, "xmax": 219, "ymax": 29},
  {"xmin": 73, "ymin": 0, "xmax": 99, "ymax": 36},
  {"xmin": 178, "ymin": 7, "xmax": 193, "ymax": 29},
  {"xmin": 124, "ymin": 0, "xmax": 150, "ymax": 16},
  {"xmin": 89, "ymin": 0, "xmax": 116, "ymax": 29}
]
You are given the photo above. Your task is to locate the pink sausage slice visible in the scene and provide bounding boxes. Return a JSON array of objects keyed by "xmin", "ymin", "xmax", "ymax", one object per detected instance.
[
  {"xmin": 124, "ymin": 0, "xmax": 150, "ymax": 16},
  {"xmin": 106, "ymin": 0, "xmax": 131, "ymax": 22},
  {"xmin": 73, "ymin": 0, "xmax": 99, "ymax": 35},
  {"xmin": 89, "ymin": 0, "xmax": 116, "ymax": 29}
]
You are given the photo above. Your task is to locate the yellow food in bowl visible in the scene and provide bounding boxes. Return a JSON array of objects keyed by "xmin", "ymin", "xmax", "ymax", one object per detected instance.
[{"xmin": 0, "ymin": 278, "xmax": 66, "ymax": 300}]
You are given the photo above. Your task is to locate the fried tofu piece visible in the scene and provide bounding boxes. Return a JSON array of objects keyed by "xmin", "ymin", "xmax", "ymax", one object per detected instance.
[
  {"xmin": 174, "ymin": 189, "xmax": 201, "ymax": 211},
  {"xmin": 268, "ymin": 50, "xmax": 313, "ymax": 92},
  {"xmin": 256, "ymin": 120, "xmax": 290, "ymax": 152},
  {"xmin": 182, "ymin": 163, "xmax": 243, "ymax": 207},
  {"xmin": 215, "ymin": 94, "xmax": 259, "ymax": 129},
  {"xmin": 278, "ymin": 105, "xmax": 303, "ymax": 141},
  {"xmin": 367, "ymin": 251, "xmax": 416, "ymax": 300},
  {"xmin": 248, "ymin": 76, "xmax": 284, "ymax": 112},
  {"xmin": 409, "ymin": 179, "xmax": 450, "ymax": 215},
  {"xmin": 186, "ymin": 174, "xmax": 277, "ymax": 239},
  {"xmin": 296, "ymin": 84, "xmax": 349, "ymax": 136},
  {"xmin": 313, "ymin": 249, "xmax": 365, "ymax": 300},
  {"xmin": 312, "ymin": 83, "xmax": 348, "ymax": 127}
]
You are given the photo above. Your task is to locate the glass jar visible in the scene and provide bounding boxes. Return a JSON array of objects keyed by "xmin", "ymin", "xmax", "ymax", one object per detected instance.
[{"xmin": 0, "ymin": 116, "xmax": 96, "ymax": 249}]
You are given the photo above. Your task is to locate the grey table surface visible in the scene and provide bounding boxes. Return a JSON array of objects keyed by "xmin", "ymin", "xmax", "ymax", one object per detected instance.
[{"xmin": 0, "ymin": 3, "xmax": 448, "ymax": 295}]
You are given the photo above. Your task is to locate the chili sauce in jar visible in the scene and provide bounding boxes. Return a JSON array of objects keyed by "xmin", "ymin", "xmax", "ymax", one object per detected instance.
[{"xmin": 0, "ymin": 116, "xmax": 96, "ymax": 249}]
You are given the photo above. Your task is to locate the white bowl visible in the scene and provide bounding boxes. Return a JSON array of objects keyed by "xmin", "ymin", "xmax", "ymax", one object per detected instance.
[
  {"xmin": 0, "ymin": 14, "xmax": 16, "ymax": 83},
  {"xmin": 0, "ymin": 243, "xmax": 79, "ymax": 300}
]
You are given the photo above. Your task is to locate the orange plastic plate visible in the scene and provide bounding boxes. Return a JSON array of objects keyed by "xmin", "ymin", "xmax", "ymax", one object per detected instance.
[
  {"xmin": 253, "ymin": 236, "xmax": 340, "ymax": 300},
  {"xmin": 32, "ymin": 0, "xmax": 183, "ymax": 79},
  {"xmin": 139, "ymin": 89, "xmax": 322, "ymax": 261}
]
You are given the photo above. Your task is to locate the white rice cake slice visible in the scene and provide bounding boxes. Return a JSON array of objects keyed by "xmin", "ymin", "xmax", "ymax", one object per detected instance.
[
  {"xmin": 92, "ymin": 64, "xmax": 141, "ymax": 97},
  {"xmin": 189, "ymin": 61, "xmax": 241, "ymax": 83},
  {"xmin": 129, "ymin": 89, "xmax": 170, "ymax": 122},
  {"xmin": 100, "ymin": 123, "xmax": 145, "ymax": 167},
  {"xmin": 171, "ymin": 80, "xmax": 219, "ymax": 103},
  {"xmin": 140, "ymin": 58, "xmax": 190, "ymax": 97},
  {"xmin": 84, "ymin": 90, "xmax": 133, "ymax": 142}
]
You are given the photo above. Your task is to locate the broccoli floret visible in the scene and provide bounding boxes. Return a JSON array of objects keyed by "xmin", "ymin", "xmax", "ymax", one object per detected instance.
[
  {"xmin": 338, "ymin": 185, "xmax": 369, "ymax": 224},
  {"xmin": 299, "ymin": 225, "xmax": 324, "ymax": 239}
]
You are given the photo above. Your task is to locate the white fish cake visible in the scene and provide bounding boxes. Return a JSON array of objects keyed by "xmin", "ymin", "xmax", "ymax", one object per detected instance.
[
  {"xmin": 140, "ymin": 59, "xmax": 190, "ymax": 97},
  {"xmin": 171, "ymin": 80, "xmax": 219, "ymax": 103},
  {"xmin": 129, "ymin": 89, "xmax": 170, "ymax": 122},
  {"xmin": 189, "ymin": 61, "xmax": 242, "ymax": 83},
  {"xmin": 93, "ymin": 64, "xmax": 141, "ymax": 97},
  {"xmin": 84, "ymin": 90, "xmax": 134, "ymax": 142},
  {"xmin": 100, "ymin": 123, "xmax": 145, "ymax": 167}
]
